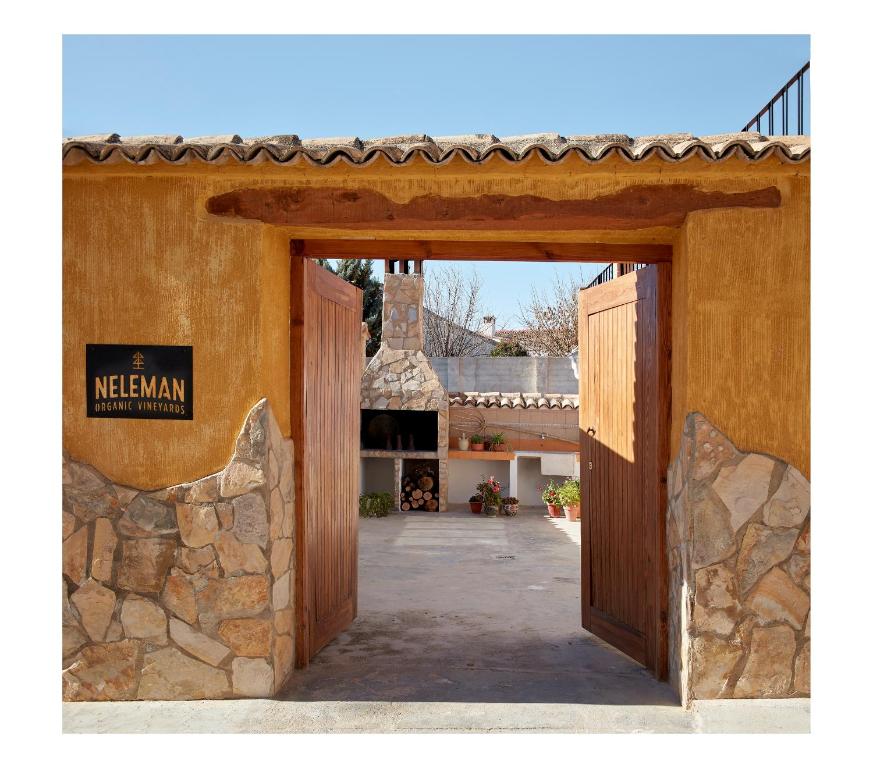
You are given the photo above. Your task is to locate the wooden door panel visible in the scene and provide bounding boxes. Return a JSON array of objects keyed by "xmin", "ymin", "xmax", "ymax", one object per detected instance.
[
  {"xmin": 579, "ymin": 265, "xmax": 669, "ymax": 678},
  {"xmin": 293, "ymin": 257, "xmax": 362, "ymax": 666}
]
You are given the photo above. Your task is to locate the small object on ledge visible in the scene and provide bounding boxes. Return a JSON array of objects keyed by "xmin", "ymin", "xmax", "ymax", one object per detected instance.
[
  {"xmin": 396, "ymin": 434, "xmax": 403, "ymax": 451},
  {"xmin": 408, "ymin": 433, "xmax": 415, "ymax": 451},
  {"xmin": 457, "ymin": 432, "xmax": 470, "ymax": 451}
]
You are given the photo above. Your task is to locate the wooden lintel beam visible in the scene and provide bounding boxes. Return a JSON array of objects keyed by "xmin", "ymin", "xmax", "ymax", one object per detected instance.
[{"xmin": 299, "ymin": 239, "xmax": 672, "ymax": 264}]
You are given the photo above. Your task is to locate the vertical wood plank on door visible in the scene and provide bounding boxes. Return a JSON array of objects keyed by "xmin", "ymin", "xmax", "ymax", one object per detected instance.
[
  {"xmin": 578, "ymin": 265, "xmax": 669, "ymax": 676},
  {"xmin": 293, "ymin": 256, "xmax": 362, "ymax": 666}
]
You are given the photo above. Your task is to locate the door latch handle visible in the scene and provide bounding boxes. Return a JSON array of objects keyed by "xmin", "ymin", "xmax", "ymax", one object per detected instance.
[{"xmin": 586, "ymin": 427, "xmax": 596, "ymax": 436}]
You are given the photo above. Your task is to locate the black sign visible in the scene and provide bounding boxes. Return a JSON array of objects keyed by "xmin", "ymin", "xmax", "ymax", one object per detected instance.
[{"xmin": 86, "ymin": 344, "xmax": 193, "ymax": 420}]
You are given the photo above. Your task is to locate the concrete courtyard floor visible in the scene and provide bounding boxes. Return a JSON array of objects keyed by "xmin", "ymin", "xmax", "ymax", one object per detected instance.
[{"xmin": 63, "ymin": 507, "xmax": 810, "ymax": 733}]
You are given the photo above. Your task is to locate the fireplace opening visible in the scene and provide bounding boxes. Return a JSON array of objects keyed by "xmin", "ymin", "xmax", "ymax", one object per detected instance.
[
  {"xmin": 361, "ymin": 409, "xmax": 438, "ymax": 452},
  {"xmin": 400, "ymin": 459, "xmax": 439, "ymax": 512}
]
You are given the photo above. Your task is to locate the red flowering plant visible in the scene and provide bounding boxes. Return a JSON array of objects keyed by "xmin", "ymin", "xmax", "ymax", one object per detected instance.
[
  {"xmin": 476, "ymin": 475, "xmax": 502, "ymax": 506},
  {"xmin": 538, "ymin": 480, "xmax": 560, "ymax": 506}
]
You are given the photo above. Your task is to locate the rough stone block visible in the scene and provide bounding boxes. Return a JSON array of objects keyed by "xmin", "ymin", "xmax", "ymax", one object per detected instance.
[
  {"xmin": 71, "ymin": 579, "xmax": 117, "ymax": 642},
  {"xmin": 735, "ymin": 625, "xmax": 795, "ymax": 698},
  {"xmin": 270, "ymin": 538, "xmax": 293, "ymax": 577},
  {"xmin": 231, "ymin": 492, "xmax": 269, "ymax": 549},
  {"xmin": 63, "ymin": 640, "xmax": 141, "ymax": 701},
  {"xmin": 690, "ymin": 634, "xmax": 743, "ymax": 698},
  {"xmin": 214, "ymin": 531, "xmax": 268, "ymax": 575},
  {"xmin": 118, "ymin": 495, "xmax": 177, "ymax": 538},
  {"xmin": 91, "ymin": 517, "xmax": 117, "ymax": 583},
  {"xmin": 176, "ymin": 502, "xmax": 220, "ymax": 548},
  {"xmin": 747, "ymin": 568, "xmax": 809, "ymax": 630},
  {"xmin": 220, "ymin": 460, "xmax": 265, "ymax": 498},
  {"xmin": 117, "ymin": 538, "xmax": 176, "ymax": 594},
  {"xmin": 138, "ymin": 647, "xmax": 230, "ymax": 700},
  {"xmin": 763, "ymin": 466, "xmax": 810, "ymax": 528},
  {"xmin": 63, "ymin": 525, "xmax": 89, "ymax": 585},
  {"xmin": 120, "ymin": 595, "xmax": 168, "ymax": 644},
  {"xmin": 712, "ymin": 453, "xmax": 776, "ymax": 531},
  {"xmin": 168, "ymin": 618, "xmax": 231, "ymax": 667},
  {"xmin": 736, "ymin": 524, "xmax": 799, "ymax": 595},
  {"xmin": 218, "ymin": 618, "xmax": 272, "ymax": 657},
  {"xmin": 161, "ymin": 572, "xmax": 198, "ymax": 624},
  {"xmin": 195, "ymin": 575, "xmax": 270, "ymax": 626},
  {"xmin": 232, "ymin": 657, "xmax": 273, "ymax": 697}
]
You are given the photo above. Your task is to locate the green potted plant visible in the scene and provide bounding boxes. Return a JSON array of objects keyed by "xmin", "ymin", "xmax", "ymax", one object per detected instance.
[
  {"xmin": 477, "ymin": 476, "xmax": 501, "ymax": 516},
  {"xmin": 470, "ymin": 434, "xmax": 485, "ymax": 452},
  {"xmin": 359, "ymin": 492, "xmax": 394, "ymax": 518},
  {"xmin": 501, "ymin": 496, "xmax": 519, "ymax": 516},
  {"xmin": 490, "ymin": 432, "xmax": 506, "ymax": 452},
  {"xmin": 558, "ymin": 478, "xmax": 581, "ymax": 522},
  {"xmin": 539, "ymin": 480, "xmax": 562, "ymax": 518},
  {"xmin": 468, "ymin": 493, "xmax": 484, "ymax": 514}
]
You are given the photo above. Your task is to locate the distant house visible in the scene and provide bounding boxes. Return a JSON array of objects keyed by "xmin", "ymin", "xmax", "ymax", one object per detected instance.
[{"xmin": 423, "ymin": 308, "xmax": 501, "ymax": 357}]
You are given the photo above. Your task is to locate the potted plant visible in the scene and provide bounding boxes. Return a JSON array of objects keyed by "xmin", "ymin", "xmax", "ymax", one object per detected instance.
[
  {"xmin": 470, "ymin": 434, "xmax": 485, "ymax": 452},
  {"xmin": 457, "ymin": 432, "xmax": 470, "ymax": 451},
  {"xmin": 490, "ymin": 432, "xmax": 506, "ymax": 452},
  {"xmin": 558, "ymin": 478, "xmax": 581, "ymax": 522},
  {"xmin": 477, "ymin": 476, "xmax": 501, "ymax": 516},
  {"xmin": 468, "ymin": 493, "xmax": 484, "ymax": 514},
  {"xmin": 502, "ymin": 496, "xmax": 519, "ymax": 516},
  {"xmin": 539, "ymin": 480, "xmax": 563, "ymax": 518}
]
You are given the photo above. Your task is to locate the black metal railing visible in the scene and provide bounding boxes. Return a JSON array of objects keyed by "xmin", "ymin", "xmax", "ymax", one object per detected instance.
[
  {"xmin": 585, "ymin": 262, "xmax": 646, "ymax": 289},
  {"xmin": 742, "ymin": 61, "xmax": 810, "ymax": 135}
]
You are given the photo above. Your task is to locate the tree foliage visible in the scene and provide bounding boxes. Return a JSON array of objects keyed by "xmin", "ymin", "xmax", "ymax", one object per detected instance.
[
  {"xmin": 317, "ymin": 259, "xmax": 383, "ymax": 355},
  {"xmin": 490, "ymin": 339, "xmax": 529, "ymax": 357},
  {"xmin": 423, "ymin": 265, "xmax": 489, "ymax": 357},
  {"xmin": 515, "ymin": 269, "xmax": 588, "ymax": 357}
]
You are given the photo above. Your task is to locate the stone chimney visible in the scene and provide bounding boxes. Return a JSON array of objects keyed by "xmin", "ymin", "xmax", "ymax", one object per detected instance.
[
  {"xmin": 481, "ymin": 315, "xmax": 496, "ymax": 338},
  {"xmin": 381, "ymin": 273, "xmax": 424, "ymax": 351}
]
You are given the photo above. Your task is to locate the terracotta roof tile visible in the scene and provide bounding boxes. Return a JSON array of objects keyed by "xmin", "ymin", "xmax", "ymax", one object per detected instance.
[
  {"xmin": 448, "ymin": 391, "xmax": 578, "ymax": 410},
  {"xmin": 62, "ymin": 131, "xmax": 810, "ymax": 167}
]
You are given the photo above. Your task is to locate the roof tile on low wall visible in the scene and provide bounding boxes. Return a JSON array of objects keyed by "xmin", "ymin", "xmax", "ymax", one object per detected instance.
[{"xmin": 449, "ymin": 392, "xmax": 579, "ymax": 410}]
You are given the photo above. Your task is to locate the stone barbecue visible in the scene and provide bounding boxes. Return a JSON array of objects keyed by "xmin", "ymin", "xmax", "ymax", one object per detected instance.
[{"xmin": 360, "ymin": 273, "xmax": 448, "ymax": 511}]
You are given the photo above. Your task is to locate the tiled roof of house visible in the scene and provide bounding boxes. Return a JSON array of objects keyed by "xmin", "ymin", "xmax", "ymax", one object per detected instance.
[
  {"xmin": 62, "ymin": 132, "xmax": 809, "ymax": 167},
  {"xmin": 449, "ymin": 392, "xmax": 579, "ymax": 410}
]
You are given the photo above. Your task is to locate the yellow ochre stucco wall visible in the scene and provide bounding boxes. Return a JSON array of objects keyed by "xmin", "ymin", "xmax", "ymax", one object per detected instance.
[
  {"xmin": 63, "ymin": 153, "xmax": 809, "ymax": 487},
  {"xmin": 63, "ymin": 173, "xmax": 291, "ymax": 489},
  {"xmin": 670, "ymin": 173, "xmax": 810, "ymax": 476}
]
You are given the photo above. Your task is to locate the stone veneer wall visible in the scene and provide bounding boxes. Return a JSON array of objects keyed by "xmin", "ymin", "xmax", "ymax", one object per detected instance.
[
  {"xmin": 361, "ymin": 273, "xmax": 449, "ymax": 511},
  {"xmin": 62, "ymin": 399, "xmax": 295, "ymax": 701},
  {"xmin": 667, "ymin": 413, "xmax": 810, "ymax": 704}
]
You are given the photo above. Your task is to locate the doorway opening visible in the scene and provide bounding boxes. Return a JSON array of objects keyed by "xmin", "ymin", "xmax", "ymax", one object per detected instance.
[{"xmin": 288, "ymin": 239, "xmax": 672, "ymax": 704}]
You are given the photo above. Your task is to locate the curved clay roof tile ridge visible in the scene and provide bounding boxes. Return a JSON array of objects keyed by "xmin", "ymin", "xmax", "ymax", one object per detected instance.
[{"xmin": 62, "ymin": 132, "xmax": 810, "ymax": 166}]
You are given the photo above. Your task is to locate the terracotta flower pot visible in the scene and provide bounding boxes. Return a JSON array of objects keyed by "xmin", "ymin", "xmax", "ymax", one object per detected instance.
[
  {"xmin": 546, "ymin": 503, "xmax": 562, "ymax": 518},
  {"xmin": 563, "ymin": 504, "xmax": 581, "ymax": 522},
  {"xmin": 471, "ymin": 443, "xmax": 485, "ymax": 452},
  {"xmin": 469, "ymin": 501, "xmax": 483, "ymax": 514}
]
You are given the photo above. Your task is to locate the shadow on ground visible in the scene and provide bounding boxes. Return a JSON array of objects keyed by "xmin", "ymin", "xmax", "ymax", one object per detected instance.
[{"xmin": 280, "ymin": 508, "xmax": 679, "ymax": 706}]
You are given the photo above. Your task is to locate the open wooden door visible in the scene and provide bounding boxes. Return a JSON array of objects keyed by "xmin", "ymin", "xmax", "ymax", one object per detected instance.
[
  {"xmin": 291, "ymin": 255, "xmax": 362, "ymax": 667},
  {"xmin": 578, "ymin": 264, "xmax": 670, "ymax": 678}
]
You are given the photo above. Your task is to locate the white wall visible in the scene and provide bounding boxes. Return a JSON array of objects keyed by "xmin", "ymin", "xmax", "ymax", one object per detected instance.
[
  {"xmin": 516, "ymin": 457, "xmax": 570, "ymax": 507},
  {"xmin": 360, "ymin": 457, "xmax": 395, "ymax": 495},
  {"xmin": 367, "ymin": 356, "xmax": 578, "ymax": 395},
  {"xmin": 447, "ymin": 459, "xmax": 510, "ymax": 504}
]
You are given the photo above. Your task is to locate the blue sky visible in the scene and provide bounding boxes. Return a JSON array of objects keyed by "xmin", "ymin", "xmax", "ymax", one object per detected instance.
[{"xmin": 63, "ymin": 35, "xmax": 810, "ymax": 324}]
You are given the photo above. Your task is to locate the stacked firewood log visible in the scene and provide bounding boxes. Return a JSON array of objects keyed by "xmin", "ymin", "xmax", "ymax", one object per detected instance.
[{"xmin": 400, "ymin": 465, "xmax": 439, "ymax": 512}]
